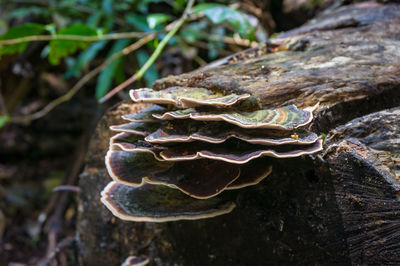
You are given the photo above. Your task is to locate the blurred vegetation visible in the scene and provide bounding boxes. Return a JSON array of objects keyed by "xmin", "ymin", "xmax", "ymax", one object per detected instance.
[{"xmin": 0, "ymin": 0, "xmax": 266, "ymax": 127}]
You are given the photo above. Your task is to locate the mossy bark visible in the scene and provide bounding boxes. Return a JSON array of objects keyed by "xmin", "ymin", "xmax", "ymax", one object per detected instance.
[{"xmin": 77, "ymin": 2, "xmax": 400, "ymax": 265}]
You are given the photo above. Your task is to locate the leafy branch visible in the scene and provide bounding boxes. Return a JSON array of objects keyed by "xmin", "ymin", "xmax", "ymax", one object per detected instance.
[
  {"xmin": 98, "ymin": 0, "xmax": 196, "ymax": 103},
  {"xmin": 0, "ymin": 31, "xmax": 152, "ymax": 45},
  {"xmin": 11, "ymin": 33, "xmax": 156, "ymax": 124},
  {"xmin": 10, "ymin": 0, "xmax": 196, "ymax": 124},
  {"xmin": 2, "ymin": 0, "xmax": 257, "ymax": 126}
]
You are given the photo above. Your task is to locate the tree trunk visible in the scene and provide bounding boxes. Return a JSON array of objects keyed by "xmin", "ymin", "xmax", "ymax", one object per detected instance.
[{"xmin": 77, "ymin": 2, "xmax": 400, "ymax": 265}]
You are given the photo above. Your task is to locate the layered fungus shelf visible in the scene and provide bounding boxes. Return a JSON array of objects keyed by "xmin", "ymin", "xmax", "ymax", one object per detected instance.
[{"xmin": 101, "ymin": 87, "xmax": 322, "ymax": 222}]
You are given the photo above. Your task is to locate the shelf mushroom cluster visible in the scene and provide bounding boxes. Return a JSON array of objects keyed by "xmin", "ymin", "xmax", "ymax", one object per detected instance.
[{"xmin": 101, "ymin": 87, "xmax": 323, "ymax": 222}]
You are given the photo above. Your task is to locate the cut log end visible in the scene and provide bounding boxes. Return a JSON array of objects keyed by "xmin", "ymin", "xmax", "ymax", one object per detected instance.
[{"xmin": 77, "ymin": 2, "xmax": 400, "ymax": 265}]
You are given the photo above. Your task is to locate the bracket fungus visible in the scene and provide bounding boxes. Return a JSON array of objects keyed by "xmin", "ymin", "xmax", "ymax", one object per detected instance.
[
  {"xmin": 121, "ymin": 256, "xmax": 150, "ymax": 266},
  {"xmin": 129, "ymin": 87, "xmax": 251, "ymax": 108},
  {"xmin": 101, "ymin": 87, "xmax": 323, "ymax": 222}
]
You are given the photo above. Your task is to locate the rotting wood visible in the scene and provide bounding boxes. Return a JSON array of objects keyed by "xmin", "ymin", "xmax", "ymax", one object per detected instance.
[{"xmin": 78, "ymin": 2, "xmax": 400, "ymax": 265}]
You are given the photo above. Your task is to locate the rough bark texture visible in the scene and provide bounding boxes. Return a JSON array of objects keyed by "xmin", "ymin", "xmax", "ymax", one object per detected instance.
[{"xmin": 77, "ymin": 2, "xmax": 400, "ymax": 265}]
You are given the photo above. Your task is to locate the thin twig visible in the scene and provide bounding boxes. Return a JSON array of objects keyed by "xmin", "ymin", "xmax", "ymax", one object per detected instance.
[
  {"xmin": 206, "ymin": 33, "xmax": 259, "ymax": 47},
  {"xmin": 0, "ymin": 82, "xmax": 8, "ymax": 115},
  {"xmin": 39, "ymin": 236, "xmax": 76, "ymax": 266},
  {"xmin": 0, "ymin": 31, "xmax": 153, "ymax": 45},
  {"xmin": 11, "ymin": 33, "xmax": 156, "ymax": 124},
  {"xmin": 42, "ymin": 120, "xmax": 93, "ymax": 265},
  {"xmin": 98, "ymin": 0, "xmax": 196, "ymax": 103},
  {"xmin": 52, "ymin": 185, "xmax": 81, "ymax": 193}
]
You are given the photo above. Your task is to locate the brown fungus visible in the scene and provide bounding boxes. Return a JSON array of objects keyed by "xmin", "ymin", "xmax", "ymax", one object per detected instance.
[
  {"xmin": 107, "ymin": 142, "xmax": 273, "ymax": 197},
  {"xmin": 152, "ymin": 108, "xmax": 194, "ymax": 120},
  {"xmin": 107, "ymin": 148, "xmax": 242, "ymax": 198},
  {"xmin": 227, "ymin": 159, "xmax": 273, "ymax": 190},
  {"xmin": 121, "ymin": 256, "xmax": 150, "ymax": 266},
  {"xmin": 159, "ymin": 139, "xmax": 323, "ymax": 164},
  {"xmin": 101, "ymin": 86, "xmax": 323, "ymax": 222},
  {"xmin": 110, "ymin": 122, "xmax": 161, "ymax": 136},
  {"xmin": 122, "ymin": 105, "xmax": 166, "ymax": 122},
  {"xmin": 111, "ymin": 134, "xmax": 322, "ymax": 164},
  {"xmin": 145, "ymin": 160, "xmax": 241, "ymax": 199},
  {"xmin": 101, "ymin": 181, "xmax": 236, "ymax": 222},
  {"xmin": 130, "ymin": 87, "xmax": 250, "ymax": 108},
  {"xmin": 153, "ymin": 105, "xmax": 313, "ymax": 130},
  {"xmin": 110, "ymin": 140, "xmax": 166, "ymax": 161},
  {"xmin": 145, "ymin": 122, "xmax": 319, "ymax": 145},
  {"xmin": 105, "ymin": 148, "xmax": 173, "ymax": 186}
]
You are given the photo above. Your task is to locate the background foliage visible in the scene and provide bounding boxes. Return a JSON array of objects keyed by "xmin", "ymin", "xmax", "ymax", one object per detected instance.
[{"xmin": 0, "ymin": 0, "xmax": 260, "ymax": 112}]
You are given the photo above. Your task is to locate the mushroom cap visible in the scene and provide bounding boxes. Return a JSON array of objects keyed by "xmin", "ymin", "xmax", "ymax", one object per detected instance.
[
  {"xmin": 145, "ymin": 160, "xmax": 241, "ymax": 199},
  {"xmin": 145, "ymin": 121, "xmax": 319, "ymax": 146},
  {"xmin": 121, "ymin": 256, "xmax": 150, "ymax": 266},
  {"xmin": 227, "ymin": 159, "xmax": 272, "ymax": 190},
  {"xmin": 105, "ymin": 149, "xmax": 173, "ymax": 186},
  {"xmin": 153, "ymin": 108, "xmax": 194, "ymax": 120},
  {"xmin": 101, "ymin": 181, "xmax": 236, "ymax": 222},
  {"xmin": 110, "ymin": 122, "xmax": 161, "ymax": 135},
  {"xmin": 129, "ymin": 87, "xmax": 250, "ymax": 108},
  {"xmin": 104, "ymin": 94, "xmax": 321, "ymax": 222},
  {"xmin": 110, "ymin": 134, "xmax": 167, "ymax": 160},
  {"xmin": 159, "ymin": 139, "xmax": 323, "ymax": 164},
  {"xmin": 110, "ymin": 131, "xmax": 144, "ymax": 145},
  {"xmin": 153, "ymin": 105, "xmax": 313, "ymax": 130},
  {"xmin": 107, "ymin": 147, "xmax": 243, "ymax": 197},
  {"xmin": 122, "ymin": 105, "xmax": 166, "ymax": 122},
  {"xmin": 112, "ymin": 134, "xmax": 323, "ymax": 164},
  {"xmin": 179, "ymin": 93, "xmax": 250, "ymax": 108}
]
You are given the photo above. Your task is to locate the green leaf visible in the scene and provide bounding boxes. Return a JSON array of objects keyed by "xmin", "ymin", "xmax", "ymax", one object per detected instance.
[
  {"xmin": 49, "ymin": 24, "xmax": 98, "ymax": 65},
  {"xmin": 102, "ymin": 0, "xmax": 113, "ymax": 15},
  {"xmin": 0, "ymin": 23, "xmax": 46, "ymax": 58},
  {"xmin": 172, "ymin": 0, "xmax": 186, "ymax": 12},
  {"xmin": 136, "ymin": 50, "xmax": 159, "ymax": 88},
  {"xmin": 86, "ymin": 11, "xmax": 104, "ymax": 28},
  {"xmin": 8, "ymin": 7, "xmax": 50, "ymax": 19},
  {"xmin": 192, "ymin": 3, "xmax": 220, "ymax": 13},
  {"xmin": 45, "ymin": 24, "xmax": 56, "ymax": 35},
  {"xmin": 179, "ymin": 22, "xmax": 207, "ymax": 43},
  {"xmin": 0, "ymin": 115, "xmax": 10, "ymax": 128},
  {"xmin": 147, "ymin": 14, "xmax": 171, "ymax": 29},
  {"xmin": 102, "ymin": 0, "xmax": 114, "ymax": 30},
  {"xmin": 113, "ymin": 57, "xmax": 126, "ymax": 84},
  {"xmin": 65, "ymin": 40, "xmax": 107, "ymax": 78},
  {"xmin": 208, "ymin": 26, "xmax": 225, "ymax": 59},
  {"xmin": 125, "ymin": 13, "xmax": 150, "ymax": 32},
  {"xmin": 137, "ymin": 0, "xmax": 165, "ymax": 13},
  {"xmin": 95, "ymin": 39, "xmax": 130, "ymax": 99},
  {"xmin": 319, "ymin": 132, "xmax": 327, "ymax": 145},
  {"xmin": 193, "ymin": 4, "xmax": 254, "ymax": 40}
]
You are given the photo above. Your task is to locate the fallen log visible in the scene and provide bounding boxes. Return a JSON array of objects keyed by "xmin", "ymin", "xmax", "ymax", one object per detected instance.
[{"xmin": 77, "ymin": 2, "xmax": 400, "ymax": 265}]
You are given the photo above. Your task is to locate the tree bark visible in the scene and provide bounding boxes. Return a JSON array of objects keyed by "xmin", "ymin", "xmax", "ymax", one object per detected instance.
[{"xmin": 77, "ymin": 2, "xmax": 400, "ymax": 265}]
